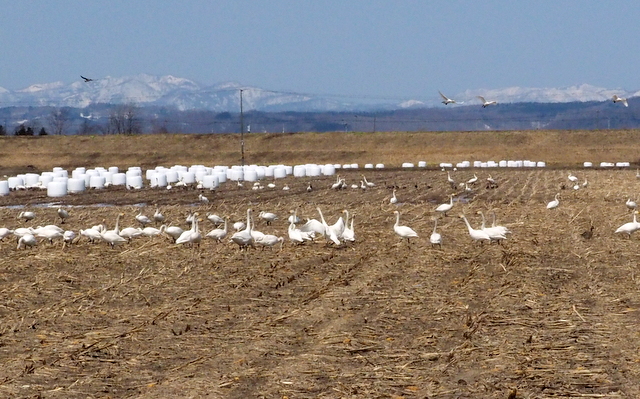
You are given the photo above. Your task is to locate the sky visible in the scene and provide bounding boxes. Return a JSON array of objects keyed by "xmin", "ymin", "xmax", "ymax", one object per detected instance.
[{"xmin": 1, "ymin": 1, "xmax": 639, "ymax": 101}]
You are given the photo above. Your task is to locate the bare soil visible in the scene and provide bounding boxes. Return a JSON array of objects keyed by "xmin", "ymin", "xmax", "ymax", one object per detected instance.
[{"xmin": 1, "ymin": 167, "xmax": 640, "ymax": 398}]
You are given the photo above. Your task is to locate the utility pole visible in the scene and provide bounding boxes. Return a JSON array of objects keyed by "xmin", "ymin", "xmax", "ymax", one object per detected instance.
[{"xmin": 240, "ymin": 89, "xmax": 245, "ymax": 167}]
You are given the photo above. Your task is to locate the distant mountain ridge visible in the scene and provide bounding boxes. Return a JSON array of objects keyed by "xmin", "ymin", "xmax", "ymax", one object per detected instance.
[{"xmin": 0, "ymin": 74, "xmax": 636, "ymax": 112}]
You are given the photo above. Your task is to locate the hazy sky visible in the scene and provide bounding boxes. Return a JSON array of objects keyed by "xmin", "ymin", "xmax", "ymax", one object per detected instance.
[{"xmin": 1, "ymin": 1, "xmax": 639, "ymax": 100}]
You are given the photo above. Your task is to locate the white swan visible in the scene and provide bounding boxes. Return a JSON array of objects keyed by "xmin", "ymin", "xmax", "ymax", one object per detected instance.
[
  {"xmin": 164, "ymin": 225, "xmax": 184, "ymax": 243},
  {"xmin": 120, "ymin": 227, "xmax": 143, "ymax": 240},
  {"xmin": 100, "ymin": 228, "xmax": 127, "ymax": 248},
  {"xmin": 615, "ymin": 211, "xmax": 640, "ymax": 238},
  {"xmin": 57, "ymin": 207, "xmax": 69, "ymax": 224},
  {"xmin": 207, "ymin": 213, "xmax": 224, "ymax": 225},
  {"xmin": 255, "ymin": 234, "xmax": 284, "ymax": 250},
  {"xmin": 36, "ymin": 227, "xmax": 63, "ymax": 244},
  {"xmin": 0, "ymin": 227, "xmax": 14, "ymax": 241},
  {"xmin": 467, "ymin": 174, "xmax": 478, "ymax": 184},
  {"xmin": 460, "ymin": 214, "xmax": 491, "ymax": 243},
  {"xmin": 477, "ymin": 211, "xmax": 507, "ymax": 243},
  {"xmin": 176, "ymin": 216, "xmax": 202, "ymax": 247},
  {"xmin": 206, "ymin": 218, "xmax": 227, "ymax": 242},
  {"xmin": 362, "ymin": 175, "xmax": 375, "ymax": 187},
  {"xmin": 135, "ymin": 210, "xmax": 151, "ymax": 227},
  {"xmin": 447, "ymin": 172, "xmax": 456, "ymax": 188},
  {"xmin": 17, "ymin": 233, "xmax": 37, "ymax": 249},
  {"xmin": 282, "ymin": 184, "xmax": 290, "ymax": 191},
  {"xmin": 316, "ymin": 207, "xmax": 342, "ymax": 245},
  {"xmin": 198, "ymin": 193, "xmax": 209, "ymax": 203},
  {"xmin": 80, "ymin": 228, "xmax": 102, "ymax": 243},
  {"xmin": 390, "ymin": 189, "xmax": 398, "ymax": 204},
  {"xmin": 142, "ymin": 225, "xmax": 165, "ymax": 237},
  {"xmin": 258, "ymin": 211, "xmax": 278, "ymax": 225},
  {"xmin": 63, "ymin": 230, "xmax": 76, "ymax": 246},
  {"xmin": 438, "ymin": 91, "xmax": 457, "ymax": 105},
  {"xmin": 342, "ymin": 210, "xmax": 356, "ymax": 242},
  {"xmin": 233, "ymin": 220, "xmax": 246, "ymax": 231},
  {"xmin": 231, "ymin": 209, "xmax": 255, "ymax": 249},
  {"xmin": 429, "ymin": 219, "xmax": 442, "ymax": 248},
  {"xmin": 626, "ymin": 198, "xmax": 637, "ymax": 210},
  {"xmin": 18, "ymin": 211, "xmax": 35, "ymax": 222},
  {"xmin": 393, "ymin": 211, "xmax": 418, "ymax": 244},
  {"xmin": 435, "ymin": 195, "xmax": 454, "ymax": 216},
  {"xmin": 477, "ymin": 96, "xmax": 497, "ymax": 108},
  {"xmin": 546, "ymin": 193, "xmax": 560, "ymax": 209},
  {"xmin": 568, "ymin": 174, "xmax": 578, "ymax": 183},
  {"xmin": 612, "ymin": 95, "xmax": 629, "ymax": 107},
  {"xmin": 153, "ymin": 208, "xmax": 165, "ymax": 224}
]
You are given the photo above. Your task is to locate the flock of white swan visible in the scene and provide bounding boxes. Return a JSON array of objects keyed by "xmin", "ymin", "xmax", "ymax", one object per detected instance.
[{"xmin": 3, "ymin": 167, "xmax": 640, "ymax": 251}]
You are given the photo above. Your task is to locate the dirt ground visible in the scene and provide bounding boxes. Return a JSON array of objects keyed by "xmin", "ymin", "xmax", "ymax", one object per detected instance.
[{"xmin": 1, "ymin": 167, "xmax": 640, "ymax": 398}]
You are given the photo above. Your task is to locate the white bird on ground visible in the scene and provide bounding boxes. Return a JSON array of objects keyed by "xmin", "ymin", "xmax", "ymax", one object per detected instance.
[
  {"xmin": 467, "ymin": 174, "xmax": 478, "ymax": 184},
  {"xmin": 547, "ymin": 194, "xmax": 560, "ymax": 209},
  {"xmin": 206, "ymin": 218, "xmax": 228, "ymax": 242},
  {"xmin": 142, "ymin": 225, "xmax": 166, "ymax": 237},
  {"xmin": 104, "ymin": 212, "xmax": 124, "ymax": 235},
  {"xmin": 14, "ymin": 227, "xmax": 35, "ymax": 238},
  {"xmin": 447, "ymin": 172, "xmax": 456, "ymax": 188},
  {"xmin": 198, "ymin": 193, "xmax": 209, "ymax": 203},
  {"xmin": 186, "ymin": 212, "xmax": 195, "ymax": 226},
  {"xmin": 331, "ymin": 178, "xmax": 345, "ymax": 190},
  {"xmin": 63, "ymin": 230, "xmax": 76, "ymax": 244},
  {"xmin": 119, "ymin": 227, "xmax": 143, "ymax": 241},
  {"xmin": 36, "ymin": 228, "xmax": 64, "ymax": 244},
  {"xmin": 267, "ymin": 182, "xmax": 276, "ymax": 189},
  {"xmin": 153, "ymin": 208, "xmax": 165, "ymax": 224},
  {"xmin": 316, "ymin": 207, "xmax": 342, "ymax": 245},
  {"xmin": 626, "ymin": 198, "xmax": 637, "ymax": 210},
  {"xmin": 255, "ymin": 234, "xmax": 284, "ymax": 250},
  {"xmin": 282, "ymin": 184, "xmax": 290, "ymax": 191},
  {"xmin": 164, "ymin": 225, "xmax": 184, "ymax": 243},
  {"xmin": 135, "ymin": 211, "xmax": 151, "ymax": 227},
  {"xmin": 390, "ymin": 189, "xmax": 398, "ymax": 204},
  {"xmin": 477, "ymin": 211, "xmax": 507, "ymax": 243},
  {"xmin": 460, "ymin": 214, "xmax": 492, "ymax": 244},
  {"xmin": 57, "ymin": 207, "xmax": 69, "ymax": 224},
  {"xmin": 207, "ymin": 213, "xmax": 224, "ymax": 225},
  {"xmin": 612, "ymin": 95, "xmax": 629, "ymax": 107},
  {"xmin": 568, "ymin": 174, "xmax": 578, "ymax": 183},
  {"xmin": 288, "ymin": 221, "xmax": 309, "ymax": 245},
  {"xmin": 342, "ymin": 210, "xmax": 356, "ymax": 242},
  {"xmin": 435, "ymin": 195, "xmax": 454, "ymax": 216},
  {"xmin": 615, "ymin": 211, "xmax": 640, "ymax": 238},
  {"xmin": 0, "ymin": 227, "xmax": 14, "ymax": 241},
  {"xmin": 477, "ymin": 96, "xmax": 497, "ymax": 108},
  {"xmin": 362, "ymin": 175, "xmax": 375, "ymax": 187},
  {"xmin": 80, "ymin": 228, "xmax": 102, "ymax": 243},
  {"xmin": 287, "ymin": 210, "xmax": 301, "ymax": 225},
  {"xmin": 299, "ymin": 218, "xmax": 324, "ymax": 237},
  {"xmin": 100, "ymin": 228, "xmax": 127, "ymax": 248},
  {"xmin": 307, "ymin": 182, "xmax": 313, "ymax": 192},
  {"xmin": 259, "ymin": 211, "xmax": 278, "ymax": 225},
  {"xmin": 233, "ymin": 220, "xmax": 246, "ymax": 231},
  {"xmin": 17, "ymin": 233, "xmax": 37, "ymax": 249},
  {"xmin": 176, "ymin": 217, "xmax": 202, "ymax": 247},
  {"xmin": 18, "ymin": 211, "xmax": 35, "ymax": 222},
  {"xmin": 429, "ymin": 219, "xmax": 442, "ymax": 248},
  {"xmin": 231, "ymin": 209, "xmax": 255, "ymax": 249},
  {"xmin": 582, "ymin": 178, "xmax": 588, "ymax": 188},
  {"xmin": 439, "ymin": 90, "xmax": 457, "ymax": 105},
  {"xmin": 393, "ymin": 211, "xmax": 418, "ymax": 244}
]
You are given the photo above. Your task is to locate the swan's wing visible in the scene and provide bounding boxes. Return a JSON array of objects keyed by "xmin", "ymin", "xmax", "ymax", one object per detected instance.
[
  {"xmin": 438, "ymin": 91, "xmax": 449, "ymax": 101},
  {"xmin": 476, "ymin": 96, "xmax": 486, "ymax": 103},
  {"xmin": 623, "ymin": 99, "xmax": 629, "ymax": 107}
]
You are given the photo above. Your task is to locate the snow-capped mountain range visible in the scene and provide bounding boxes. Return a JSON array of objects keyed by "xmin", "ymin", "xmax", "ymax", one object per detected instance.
[{"xmin": 0, "ymin": 74, "xmax": 635, "ymax": 112}]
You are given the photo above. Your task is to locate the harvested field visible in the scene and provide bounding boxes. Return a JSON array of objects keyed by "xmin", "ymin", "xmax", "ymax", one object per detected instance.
[{"xmin": 1, "ymin": 165, "xmax": 640, "ymax": 398}]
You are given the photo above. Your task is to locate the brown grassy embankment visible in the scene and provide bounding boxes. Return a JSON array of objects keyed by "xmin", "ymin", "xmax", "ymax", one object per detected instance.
[{"xmin": 1, "ymin": 129, "xmax": 639, "ymax": 174}]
